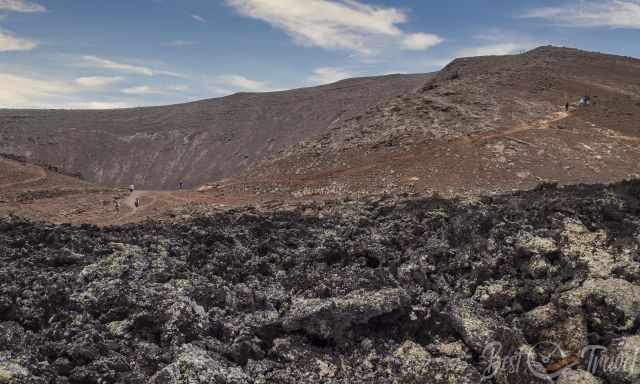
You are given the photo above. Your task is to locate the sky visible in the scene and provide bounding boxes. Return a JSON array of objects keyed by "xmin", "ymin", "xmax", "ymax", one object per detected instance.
[{"xmin": 0, "ymin": 0, "xmax": 638, "ymax": 109}]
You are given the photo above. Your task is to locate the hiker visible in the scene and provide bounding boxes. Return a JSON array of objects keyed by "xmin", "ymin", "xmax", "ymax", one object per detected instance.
[
  {"xmin": 178, "ymin": 181, "xmax": 183, "ymax": 190},
  {"xmin": 134, "ymin": 197, "xmax": 140, "ymax": 208},
  {"xmin": 129, "ymin": 184, "xmax": 135, "ymax": 193},
  {"xmin": 565, "ymin": 102, "xmax": 569, "ymax": 112}
]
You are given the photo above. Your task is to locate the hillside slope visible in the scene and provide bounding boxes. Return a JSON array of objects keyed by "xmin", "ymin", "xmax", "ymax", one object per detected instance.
[
  {"xmin": 0, "ymin": 74, "xmax": 430, "ymax": 190},
  {"xmin": 217, "ymin": 46, "xmax": 640, "ymax": 198},
  {"xmin": 0, "ymin": 155, "xmax": 247, "ymax": 225}
]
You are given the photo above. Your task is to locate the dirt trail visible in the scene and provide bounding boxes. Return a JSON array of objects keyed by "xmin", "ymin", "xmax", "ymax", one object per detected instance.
[
  {"xmin": 473, "ymin": 110, "xmax": 570, "ymax": 145},
  {"xmin": 114, "ymin": 190, "xmax": 205, "ymax": 223},
  {"xmin": 0, "ymin": 161, "xmax": 47, "ymax": 190},
  {"xmin": 285, "ymin": 109, "xmax": 573, "ymax": 182},
  {"xmin": 119, "ymin": 191, "xmax": 157, "ymax": 220}
]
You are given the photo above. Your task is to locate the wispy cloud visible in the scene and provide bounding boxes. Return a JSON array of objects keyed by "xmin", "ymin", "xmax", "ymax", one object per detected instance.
[
  {"xmin": 458, "ymin": 30, "xmax": 540, "ymax": 57},
  {"xmin": 0, "ymin": 71, "xmax": 141, "ymax": 109},
  {"xmin": 161, "ymin": 39, "xmax": 196, "ymax": 47},
  {"xmin": 0, "ymin": 29, "xmax": 37, "ymax": 51},
  {"xmin": 0, "ymin": 73, "xmax": 67, "ymax": 107},
  {"xmin": 75, "ymin": 76, "xmax": 123, "ymax": 88},
  {"xmin": 79, "ymin": 55, "xmax": 186, "ymax": 78},
  {"xmin": 122, "ymin": 85, "xmax": 164, "ymax": 95},
  {"xmin": 0, "ymin": 0, "xmax": 45, "ymax": 13},
  {"xmin": 215, "ymin": 74, "xmax": 274, "ymax": 92},
  {"xmin": 459, "ymin": 42, "xmax": 529, "ymax": 57},
  {"xmin": 122, "ymin": 84, "xmax": 191, "ymax": 95},
  {"xmin": 192, "ymin": 14, "xmax": 206, "ymax": 23},
  {"xmin": 225, "ymin": 0, "xmax": 442, "ymax": 55},
  {"xmin": 401, "ymin": 33, "xmax": 443, "ymax": 51},
  {"xmin": 308, "ymin": 67, "xmax": 354, "ymax": 85},
  {"xmin": 524, "ymin": 1, "xmax": 640, "ymax": 29},
  {"xmin": 63, "ymin": 101, "xmax": 132, "ymax": 110},
  {"xmin": 169, "ymin": 84, "xmax": 190, "ymax": 92}
]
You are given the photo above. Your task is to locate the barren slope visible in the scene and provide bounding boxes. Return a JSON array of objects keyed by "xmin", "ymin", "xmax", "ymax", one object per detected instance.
[
  {"xmin": 0, "ymin": 156, "xmax": 240, "ymax": 225},
  {"xmin": 215, "ymin": 46, "xmax": 640, "ymax": 199},
  {"xmin": 0, "ymin": 74, "xmax": 430, "ymax": 190}
]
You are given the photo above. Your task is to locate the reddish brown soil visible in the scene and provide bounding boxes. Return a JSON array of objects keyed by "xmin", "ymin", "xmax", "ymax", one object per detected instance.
[
  {"xmin": 0, "ymin": 156, "xmax": 255, "ymax": 225},
  {"xmin": 2, "ymin": 47, "xmax": 639, "ymax": 225},
  {"xmin": 206, "ymin": 47, "xmax": 640, "ymax": 201},
  {"xmin": 0, "ymin": 74, "xmax": 429, "ymax": 189},
  {"xmin": 207, "ymin": 107, "xmax": 640, "ymax": 202}
]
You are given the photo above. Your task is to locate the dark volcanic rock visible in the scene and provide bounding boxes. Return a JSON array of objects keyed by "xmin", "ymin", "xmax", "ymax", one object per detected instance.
[{"xmin": 1, "ymin": 180, "xmax": 640, "ymax": 382}]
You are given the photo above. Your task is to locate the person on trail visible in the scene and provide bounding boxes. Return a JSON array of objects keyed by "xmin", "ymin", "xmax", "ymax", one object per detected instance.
[
  {"xmin": 129, "ymin": 184, "xmax": 135, "ymax": 193},
  {"xmin": 179, "ymin": 181, "xmax": 183, "ymax": 190},
  {"xmin": 565, "ymin": 102, "xmax": 569, "ymax": 112},
  {"xmin": 134, "ymin": 197, "xmax": 140, "ymax": 208}
]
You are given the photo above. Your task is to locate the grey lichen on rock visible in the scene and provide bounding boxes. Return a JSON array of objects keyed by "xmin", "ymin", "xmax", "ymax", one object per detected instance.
[
  {"xmin": 282, "ymin": 288, "xmax": 410, "ymax": 341},
  {"xmin": 560, "ymin": 278, "xmax": 640, "ymax": 333},
  {"xmin": 521, "ymin": 302, "xmax": 588, "ymax": 356},
  {"xmin": 561, "ymin": 218, "xmax": 615, "ymax": 278},
  {"xmin": 0, "ymin": 362, "xmax": 29, "ymax": 384},
  {"xmin": 393, "ymin": 341, "xmax": 481, "ymax": 384},
  {"xmin": 599, "ymin": 336, "xmax": 640, "ymax": 384},
  {"xmin": 557, "ymin": 369, "xmax": 602, "ymax": 384},
  {"xmin": 150, "ymin": 344, "xmax": 250, "ymax": 384}
]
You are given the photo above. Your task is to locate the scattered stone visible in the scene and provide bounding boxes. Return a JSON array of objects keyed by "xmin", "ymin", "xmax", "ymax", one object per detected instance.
[
  {"xmin": 560, "ymin": 278, "xmax": 640, "ymax": 333},
  {"xmin": 150, "ymin": 344, "xmax": 249, "ymax": 384},
  {"xmin": 599, "ymin": 336, "xmax": 640, "ymax": 383},
  {"xmin": 393, "ymin": 341, "xmax": 481, "ymax": 384},
  {"xmin": 557, "ymin": 370, "xmax": 602, "ymax": 384},
  {"xmin": 0, "ymin": 362, "xmax": 29, "ymax": 384},
  {"xmin": 561, "ymin": 219, "xmax": 615, "ymax": 278},
  {"xmin": 282, "ymin": 288, "xmax": 410, "ymax": 341},
  {"xmin": 1, "ymin": 180, "xmax": 640, "ymax": 383}
]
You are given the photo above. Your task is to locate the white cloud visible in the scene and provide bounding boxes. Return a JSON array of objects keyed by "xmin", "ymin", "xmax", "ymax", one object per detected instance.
[
  {"xmin": 122, "ymin": 84, "xmax": 190, "ymax": 95},
  {"xmin": 225, "ymin": 0, "xmax": 442, "ymax": 55},
  {"xmin": 0, "ymin": 72, "xmax": 135, "ymax": 109},
  {"xmin": 75, "ymin": 76, "xmax": 123, "ymax": 88},
  {"xmin": 401, "ymin": 33, "xmax": 443, "ymax": 51},
  {"xmin": 162, "ymin": 40, "xmax": 196, "ymax": 47},
  {"xmin": 525, "ymin": 1, "xmax": 640, "ymax": 29},
  {"xmin": 79, "ymin": 55, "xmax": 186, "ymax": 78},
  {"xmin": 63, "ymin": 101, "xmax": 132, "ymax": 110},
  {"xmin": 122, "ymin": 85, "xmax": 159, "ymax": 95},
  {"xmin": 0, "ymin": 73, "xmax": 73, "ymax": 108},
  {"xmin": 0, "ymin": 29, "xmax": 37, "ymax": 51},
  {"xmin": 308, "ymin": 67, "xmax": 354, "ymax": 84},
  {"xmin": 0, "ymin": 0, "xmax": 45, "ymax": 13},
  {"xmin": 457, "ymin": 31, "xmax": 540, "ymax": 57},
  {"xmin": 169, "ymin": 84, "xmax": 190, "ymax": 92},
  {"xmin": 459, "ymin": 43, "xmax": 529, "ymax": 57},
  {"xmin": 208, "ymin": 86, "xmax": 234, "ymax": 96},
  {"xmin": 215, "ymin": 74, "xmax": 273, "ymax": 92},
  {"xmin": 192, "ymin": 14, "xmax": 206, "ymax": 23}
]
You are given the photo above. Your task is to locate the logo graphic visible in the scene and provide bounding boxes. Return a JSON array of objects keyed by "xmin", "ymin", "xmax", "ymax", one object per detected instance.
[{"xmin": 528, "ymin": 341, "xmax": 578, "ymax": 380}]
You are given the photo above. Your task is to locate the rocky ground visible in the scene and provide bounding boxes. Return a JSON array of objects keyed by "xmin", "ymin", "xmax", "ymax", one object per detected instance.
[
  {"xmin": 210, "ymin": 47, "xmax": 640, "ymax": 201},
  {"xmin": 2, "ymin": 180, "xmax": 640, "ymax": 383}
]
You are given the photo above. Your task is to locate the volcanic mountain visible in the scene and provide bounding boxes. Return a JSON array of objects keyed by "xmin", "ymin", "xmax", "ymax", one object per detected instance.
[
  {"xmin": 217, "ymin": 46, "xmax": 640, "ymax": 198},
  {"xmin": 0, "ymin": 74, "xmax": 429, "ymax": 190},
  {"xmin": 1, "ymin": 46, "xmax": 640, "ymax": 224}
]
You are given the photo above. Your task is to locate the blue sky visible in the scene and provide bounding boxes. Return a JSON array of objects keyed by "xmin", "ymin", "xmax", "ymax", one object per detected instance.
[{"xmin": 0, "ymin": 0, "xmax": 638, "ymax": 109}]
